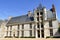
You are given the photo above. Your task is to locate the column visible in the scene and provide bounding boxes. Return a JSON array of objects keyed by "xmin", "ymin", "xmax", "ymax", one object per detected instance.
[
  {"xmin": 35, "ymin": 23, "xmax": 38, "ymax": 38},
  {"xmin": 6, "ymin": 26, "xmax": 8, "ymax": 36},
  {"xmin": 34, "ymin": 24, "xmax": 36, "ymax": 37},
  {"xmin": 8, "ymin": 26, "xmax": 10, "ymax": 36},
  {"xmin": 17, "ymin": 24, "xmax": 19, "ymax": 38},
  {"xmin": 32, "ymin": 24, "xmax": 34, "ymax": 36},
  {"xmin": 39, "ymin": 23, "xmax": 41, "ymax": 38},
  {"xmin": 10, "ymin": 26, "xmax": 12, "ymax": 37},
  {"xmin": 22, "ymin": 24, "xmax": 24, "ymax": 37}
]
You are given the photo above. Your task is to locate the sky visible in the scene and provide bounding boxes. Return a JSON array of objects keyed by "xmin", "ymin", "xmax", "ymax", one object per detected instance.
[{"xmin": 0, "ymin": 0, "xmax": 60, "ymax": 21}]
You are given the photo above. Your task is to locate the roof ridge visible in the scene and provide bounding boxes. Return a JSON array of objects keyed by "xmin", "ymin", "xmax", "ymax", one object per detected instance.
[{"xmin": 12, "ymin": 14, "xmax": 27, "ymax": 19}]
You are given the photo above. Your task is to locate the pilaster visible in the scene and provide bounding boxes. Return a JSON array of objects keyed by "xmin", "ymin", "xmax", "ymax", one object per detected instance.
[{"xmin": 35, "ymin": 23, "xmax": 38, "ymax": 38}]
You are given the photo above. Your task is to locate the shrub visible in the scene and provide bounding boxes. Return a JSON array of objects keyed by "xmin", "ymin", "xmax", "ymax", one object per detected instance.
[
  {"xmin": 14, "ymin": 36, "xmax": 19, "ymax": 38},
  {"xmin": 46, "ymin": 36, "xmax": 60, "ymax": 38},
  {"xmin": 5, "ymin": 36, "xmax": 12, "ymax": 38},
  {"xmin": 46, "ymin": 36, "xmax": 53, "ymax": 38},
  {"xmin": 58, "ymin": 27, "xmax": 60, "ymax": 33},
  {"xmin": 20, "ymin": 36, "xmax": 35, "ymax": 38}
]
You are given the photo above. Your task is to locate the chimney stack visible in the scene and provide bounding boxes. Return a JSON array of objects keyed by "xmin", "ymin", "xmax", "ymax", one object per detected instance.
[
  {"xmin": 52, "ymin": 4, "xmax": 55, "ymax": 12},
  {"xmin": 28, "ymin": 11, "xmax": 32, "ymax": 17}
]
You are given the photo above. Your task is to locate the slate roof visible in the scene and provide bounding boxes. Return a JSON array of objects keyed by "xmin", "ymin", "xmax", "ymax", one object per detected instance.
[
  {"xmin": 6, "ymin": 10, "xmax": 56, "ymax": 26},
  {"xmin": 47, "ymin": 11, "xmax": 56, "ymax": 19},
  {"xmin": 7, "ymin": 14, "xmax": 34, "ymax": 25}
]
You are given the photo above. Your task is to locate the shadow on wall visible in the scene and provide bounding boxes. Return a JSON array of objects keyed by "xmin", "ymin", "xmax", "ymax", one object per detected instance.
[
  {"xmin": 54, "ymin": 32, "xmax": 60, "ymax": 36},
  {"xmin": 54, "ymin": 28, "xmax": 60, "ymax": 36}
]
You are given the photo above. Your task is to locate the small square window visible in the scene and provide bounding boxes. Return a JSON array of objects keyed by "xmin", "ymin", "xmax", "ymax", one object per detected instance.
[
  {"xmin": 49, "ymin": 20, "xmax": 52, "ymax": 27},
  {"xmin": 40, "ymin": 12, "xmax": 43, "ymax": 15}
]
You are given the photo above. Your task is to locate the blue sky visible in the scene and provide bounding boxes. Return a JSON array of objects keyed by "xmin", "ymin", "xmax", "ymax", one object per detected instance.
[{"xmin": 0, "ymin": 0, "xmax": 60, "ymax": 20}]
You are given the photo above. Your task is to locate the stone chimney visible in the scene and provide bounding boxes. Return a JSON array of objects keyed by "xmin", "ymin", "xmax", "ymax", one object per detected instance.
[
  {"xmin": 28, "ymin": 11, "xmax": 32, "ymax": 17},
  {"xmin": 52, "ymin": 4, "xmax": 55, "ymax": 12}
]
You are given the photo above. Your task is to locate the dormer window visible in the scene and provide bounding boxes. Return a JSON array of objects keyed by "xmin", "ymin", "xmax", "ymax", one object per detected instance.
[
  {"xmin": 40, "ymin": 12, "xmax": 43, "ymax": 15},
  {"xmin": 49, "ymin": 20, "xmax": 52, "ymax": 27}
]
